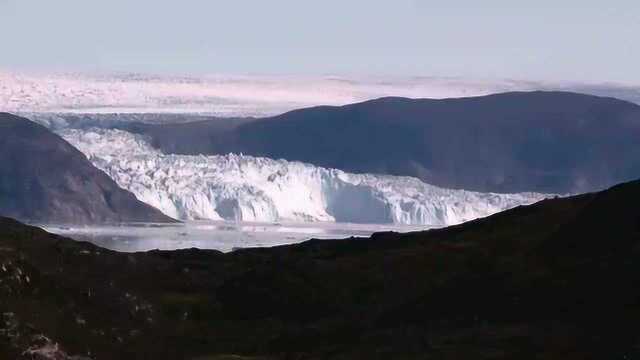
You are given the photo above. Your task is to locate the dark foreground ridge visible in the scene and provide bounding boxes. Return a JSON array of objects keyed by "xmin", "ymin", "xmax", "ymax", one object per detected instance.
[
  {"xmin": 0, "ymin": 113, "xmax": 174, "ymax": 224},
  {"xmin": 122, "ymin": 91, "xmax": 640, "ymax": 194},
  {"xmin": 2, "ymin": 180, "xmax": 640, "ymax": 359}
]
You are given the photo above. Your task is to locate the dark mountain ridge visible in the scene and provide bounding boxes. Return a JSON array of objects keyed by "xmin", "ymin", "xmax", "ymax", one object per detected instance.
[
  {"xmin": 1, "ymin": 178, "xmax": 640, "ymax": 358},
  {"xmin": 0, "ymin": 113, "xmax": 174, "ymax": 224},
  {"xmin": 124, "ymin": 91, "xmax": 640, "ymax": 194}
]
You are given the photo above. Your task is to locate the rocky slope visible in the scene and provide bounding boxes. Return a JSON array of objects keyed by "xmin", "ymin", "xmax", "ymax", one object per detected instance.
[
  {"xmin": 0, "ymin": 113, "xmax": 174, "ymax": 224},
  {"xmin": 1, "ymin": 179, "xmax": 640, "ymax": 359}
]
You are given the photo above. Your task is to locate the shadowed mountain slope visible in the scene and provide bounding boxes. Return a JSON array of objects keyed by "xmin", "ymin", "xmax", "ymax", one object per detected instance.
[
  {"xmin": 0, "ymin": 113, "xmax": 174, "ymax": 224},
  {"xmin": 128, "ymin": 91, "xmax": 640, "ymax": 193}
]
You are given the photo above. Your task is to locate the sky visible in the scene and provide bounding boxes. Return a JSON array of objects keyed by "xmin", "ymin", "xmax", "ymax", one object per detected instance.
[{"xmin": 1, "ymin": 0, "xmax": 639, "ymax": 83}]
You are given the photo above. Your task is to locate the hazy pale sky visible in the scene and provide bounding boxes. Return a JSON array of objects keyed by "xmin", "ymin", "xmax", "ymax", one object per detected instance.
[{"xmin": 1, "ymin": 0, "xmax": 638, "ymax": 83}]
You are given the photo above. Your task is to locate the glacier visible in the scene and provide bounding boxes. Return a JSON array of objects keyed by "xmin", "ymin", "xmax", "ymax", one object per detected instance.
[{"xmin": 59, "ymin": 128, "xmax": 551, "ymax": 226}]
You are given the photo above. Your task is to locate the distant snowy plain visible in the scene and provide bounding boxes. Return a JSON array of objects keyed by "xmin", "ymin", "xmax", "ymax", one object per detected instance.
[{"xmin": 3, "ymin": 70, "xmax": 640, "ymax": 117}]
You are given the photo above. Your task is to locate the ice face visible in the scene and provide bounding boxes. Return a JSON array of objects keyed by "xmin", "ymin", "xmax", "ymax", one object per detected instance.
[{"xmin": 59, "ymin": 128, "xmax": 551, "ymax": 226}]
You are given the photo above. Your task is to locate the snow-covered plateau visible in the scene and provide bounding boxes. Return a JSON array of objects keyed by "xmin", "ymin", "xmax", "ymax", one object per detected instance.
[
  {"xmin": 59, "ymin": 128, "xmax": 551, "ymax": 226},
  {"xmin": 4, "ymin": 70, "xmax": 638, "ymax": 117},
  {"xmin": 0, "ymin": 71, "xmax": 517, "ymax": 116}
]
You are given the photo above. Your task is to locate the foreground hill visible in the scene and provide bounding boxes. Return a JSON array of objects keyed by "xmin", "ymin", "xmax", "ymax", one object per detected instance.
[
  {"xmin": 127, "ymin": 91, "xmax": 640, "ymax": 193},
  {"xmin": 1, "ymin": 179, "xmax": 640, "ymax": 359},
  {"xmin": 0, "ymin": 113, "xmax": 174, "ymax": 224}
]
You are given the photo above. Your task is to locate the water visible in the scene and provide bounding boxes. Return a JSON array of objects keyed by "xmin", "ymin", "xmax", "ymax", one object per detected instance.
[{"xmin": 42, "ymin": 221, "xmax": 432, "ymax": 253}]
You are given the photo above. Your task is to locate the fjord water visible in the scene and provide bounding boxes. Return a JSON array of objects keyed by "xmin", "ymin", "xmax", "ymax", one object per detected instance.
[{"xmin": 42, "ymin": 221, "xmax": 430, "ymax": 253}]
